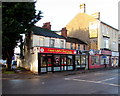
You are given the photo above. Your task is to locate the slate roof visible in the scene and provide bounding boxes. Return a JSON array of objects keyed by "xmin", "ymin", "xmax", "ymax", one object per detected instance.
[
  {"xmin": 31, "ymin": 26, "xmax": 65, "ymax": 39},
  {"xmin": 66, "ymin": 37, "xmax": 87, "ymax": 45}
]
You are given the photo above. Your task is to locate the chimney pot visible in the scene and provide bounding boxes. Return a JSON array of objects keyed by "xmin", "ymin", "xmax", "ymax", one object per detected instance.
[
  {"xmin": 80, "ymin": 4, "xmax": 86, "ymax": 13},
  {"xmin": 42, "ymin": 22, "xmax": 51, "ymax": 30}
]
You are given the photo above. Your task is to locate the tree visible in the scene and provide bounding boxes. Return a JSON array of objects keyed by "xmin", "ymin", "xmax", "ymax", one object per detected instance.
[{"xmin": 2, "ymin": 2, "xmax": 42, "ymax": 70}]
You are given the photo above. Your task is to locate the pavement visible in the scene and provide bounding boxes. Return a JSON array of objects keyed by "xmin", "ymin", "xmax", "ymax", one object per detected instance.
[{"xmin": 2, "ymin": 67, "xmax": 119, "ymax": 80}]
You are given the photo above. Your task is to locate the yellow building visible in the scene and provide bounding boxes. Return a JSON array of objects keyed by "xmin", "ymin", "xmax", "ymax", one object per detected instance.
[{"xmin": 66, "ymin": 4, "xmax": 119, "ymax": 52}]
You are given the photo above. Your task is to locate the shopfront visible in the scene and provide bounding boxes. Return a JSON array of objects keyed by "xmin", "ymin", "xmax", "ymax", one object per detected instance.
[
  {"xmin": 89, "ymin": 50, "xmax": 101, "ymax": 69},
  {"xmin": 100, "ymin": 50, "xmax": 112, "ymax": 67},
  {"xmin": 89, "ymin": 49, "xmax": 112, "ymax": 69},
  {"xmin": 38, "ymin": 47, "xmax": 76, "ymax": 73},
  {"xmin": 75, "ymin": 50, "xmax": 89, "ymax": 69},
  {"xmin": 111, "ymin": 52, "xmax": 119, "ymax": 67}
]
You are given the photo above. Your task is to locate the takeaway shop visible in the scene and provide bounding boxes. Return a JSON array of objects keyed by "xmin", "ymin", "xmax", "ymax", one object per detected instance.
[{"xmin": 38, "ymin": 47, "xmax": 77, "ymax": 73}]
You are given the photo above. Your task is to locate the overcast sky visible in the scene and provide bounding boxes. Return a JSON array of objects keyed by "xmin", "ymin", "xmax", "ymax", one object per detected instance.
[{"xmin": 35, "ymin": 0, "xmax": 120, "ymax": 31}]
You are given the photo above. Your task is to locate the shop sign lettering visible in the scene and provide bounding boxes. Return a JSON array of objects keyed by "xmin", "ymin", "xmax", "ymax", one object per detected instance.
[
  {"xmin": 40, "ymin": 47, "xmax": 76, "ymax": 54},
  {"xmin": 101, "ymin": 50, "xmax": 112, "ymax": 55}
]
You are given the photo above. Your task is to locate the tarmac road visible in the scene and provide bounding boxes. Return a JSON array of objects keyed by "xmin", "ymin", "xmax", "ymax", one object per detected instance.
[{"xmin": 2, "ymin": 69, "xmax": 120, "ymax": 95}]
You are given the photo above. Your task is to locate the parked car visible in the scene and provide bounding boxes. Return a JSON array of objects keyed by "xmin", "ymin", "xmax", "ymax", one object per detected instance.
[{"xmin": 0, "ymin": 59, "xmax": 6, "ymax": 68}]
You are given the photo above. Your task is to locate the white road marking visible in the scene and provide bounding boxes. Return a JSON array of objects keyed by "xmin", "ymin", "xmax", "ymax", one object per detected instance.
[
  {"xmin": 94, "ymin": 73, "xmax": 104, "ymax": 75},
  {"xmin": 64, "ymin": 75, "xmax": 82, "ymax": 79},
  {"xmin": 64, "ymin": 76, "xmax": 120, "ymax": 87},
  {"xmin": 98, "ymin": 77, "xmax": 116, "ymax": 83}
]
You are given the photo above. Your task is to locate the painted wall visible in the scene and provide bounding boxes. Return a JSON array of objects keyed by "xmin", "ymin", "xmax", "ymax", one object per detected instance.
[
  {"xmin": 66, "ymin": 12, "xmax": 118, "ymax": 52},
  {"xmin": 19, "ymin": 47, "xmax": 38, "ymax": 73},
  {"xmin": 100, "ymin": 23, "xmax": 118, "ymax": 51},
  {"xmin": 66, "ymin": 13, "xmax": 97, "ymax": 44},
  {"xmin": 32, "ymin": 34, "xmax": 66, "ymax": 48}
]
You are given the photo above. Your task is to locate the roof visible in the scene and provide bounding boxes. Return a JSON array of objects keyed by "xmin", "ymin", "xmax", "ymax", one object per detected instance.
[
  {"xmin": 31, "ymin": 26, "xmax": 66, "ymax": 39},
  {"xmin": 66, "ymin": 37, "xmax": 87, "ymax": 45},
  {"xmin": 101, "ymin": 21, "xmax": 119, "ymax": 31}
]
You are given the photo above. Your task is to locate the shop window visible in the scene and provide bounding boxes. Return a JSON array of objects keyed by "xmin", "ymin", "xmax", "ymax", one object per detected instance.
[
  {"xmin": 46, "ymin": 55, "xmax": 53, "ymax": 66},
  {"xmin": 91, "ymin": 56, "xmax": 99, "ymax": 65},
  {"xmin": 61, "ymin": 55, "xmax": 67, "ymax": 65},
  {"xmin": 67, "ymin": 55, "xmax": 73, "ymax": 65},
  {"xmin": 41, "ymin": 55, "xmax": 47, "ymax": 67},
  {"xmin": 81, "ymin": 55, "xmax": 86, "ymax": 67},
  {"xmin": 54, "ymin": 55, "xmax": 60, "ymax": 66},
  {"xmin": 50, "ymin": 39, "xmax": 55, "ymax": 47},
  {"xmin": 75, "ymin": 55, "xmax": 81, "ymax": 68},
  {"xmin": 100, "ymin": 56, "xmax": 109, "ymax": 65}
]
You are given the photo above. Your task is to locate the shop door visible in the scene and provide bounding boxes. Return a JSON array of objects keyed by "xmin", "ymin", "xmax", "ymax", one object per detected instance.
[
  {"xmin": 47, "ymin": 55, "xmax": 53, "ymax": 72},
  {"xmin": 61, "ymin": 55, "xmax": 67, "ymax": 71},
  {"xmin": 39, "ymin": 54, "xmax": 47, "ymax": 73}
]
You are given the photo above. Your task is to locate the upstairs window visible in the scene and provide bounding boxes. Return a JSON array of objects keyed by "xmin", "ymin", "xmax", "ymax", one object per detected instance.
[
  {"xmin": 78, "ymin": 44, "xmax": 80, "ymax": 50},
  {"xmin": 103, "ymin": 37, "xmax": 109, "ymax": 48},
  {"xmin": 60, "ymin": 40, "xmax": 64, "ymax": 48},
  {"xmin": 39, "ymin": 37, "xmax": 44, "ymax": 46},
  {"xmin": 112, "ymin": 41, "xmax": 116, "ymax": 50},
  {"xmin": 83, "ymin": 45, "xmax": 86, "ymax": 50},
  {"xmin": 50, "ymin": 39, "xmax": 55, "ymax": 47},
  {"xmin": 70, "ymin": 43, "xmax": 73, "ymax": 49}
]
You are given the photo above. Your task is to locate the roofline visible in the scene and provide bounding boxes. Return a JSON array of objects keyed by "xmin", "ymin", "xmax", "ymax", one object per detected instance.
[
  {"xmin": 32, "ymin": 34, "xmax": 65, "ymax": 39},
  {"xmin": 31, "ymin": 26, "xmax": 66, "ymax": 39},
  {"xmin": 67, "ymin": 36, "xmax": 88, "ymax": 45},
  {"xmin": 101, "ymin": 21, "xmax": 119, "ymax": 31},
  {"xmin": 77, "ymin": 13, "xmax": 119, "ymax": 31}
]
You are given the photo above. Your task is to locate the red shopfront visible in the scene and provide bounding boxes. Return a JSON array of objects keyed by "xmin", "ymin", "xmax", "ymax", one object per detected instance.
[
  {"xmin": 89, "ymin": 50, "xmax": 112, "ymax": 69},
  {"xmin": 38, "ymin": 47, "xmax": 76, "ymax": 73}
]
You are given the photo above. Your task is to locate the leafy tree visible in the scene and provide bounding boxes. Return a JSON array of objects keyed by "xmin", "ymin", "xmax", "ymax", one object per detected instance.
[{"xmin": 2, "ymin": 2, "xmax": 42, "ymax": 70}]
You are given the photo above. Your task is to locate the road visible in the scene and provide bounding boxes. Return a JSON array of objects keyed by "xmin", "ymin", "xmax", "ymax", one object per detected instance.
[{"xmin": 2, "ymin": 69, "xmax": 120, "ymax": 95}]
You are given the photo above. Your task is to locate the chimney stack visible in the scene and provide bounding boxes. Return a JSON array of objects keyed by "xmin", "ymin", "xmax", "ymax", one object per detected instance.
[
  {"xmin": 42, "ymin": 22, "xmax": 51, "ymax": 30},
  {"xmin": 61, "ymin": 27, "xmax": 67, "ymax": 37},
  {"xmin": 91, "ymin": 12, "xmax": 100, "ymax": 20},
  {"xmin": 80, "ymin": 4, "xmax": 86, "ymax": 13}
]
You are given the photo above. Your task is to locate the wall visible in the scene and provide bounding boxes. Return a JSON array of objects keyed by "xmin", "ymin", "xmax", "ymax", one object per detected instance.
[
  {"xmin": 19, "ymin": 47, "xmax": 38, "ymax": 73},
  {"xmin": 100, "ymin": 23, "xmax": 118, "ymax": 51},
  {"xmin": 66, "ymin": 13, "xmax": 97, "ymax": 44},
  {"xmin": 32, "ymin": 35, "xmax": 66, "ymax": 48}
]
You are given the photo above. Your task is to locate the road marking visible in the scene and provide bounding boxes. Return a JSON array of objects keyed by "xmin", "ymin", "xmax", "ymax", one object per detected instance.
[
  {"xmin": 65, "ymin": 76, "xmax": 81, "ymax": 79},
  {"xmin": 64, "ymin": 77, "xmax": 120, "ymax": 87},
  {"xmin": 98, "ymin": 77, "xmax": 116, "ymax": 83},
  {"xmin": 94, "ymin": 73, "xmax": 104, "ymax": 75}
]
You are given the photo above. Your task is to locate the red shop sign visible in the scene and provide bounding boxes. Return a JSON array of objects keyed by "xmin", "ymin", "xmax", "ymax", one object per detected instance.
[
  {"xmin": 40, "ymin": 47, "xmax": 76, "ymax": 54},
  {"xmin": 101, "ymin": 50, "xmax": 112, "ymax": 55}
]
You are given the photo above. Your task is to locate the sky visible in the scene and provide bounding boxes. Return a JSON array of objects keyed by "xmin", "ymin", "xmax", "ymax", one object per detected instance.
[
  {"xmin": 14, "ymin": 0, "xmax": 120, "ymax": 54},
  {"xmin": 35, "ymin": 0, "xmax": 120, "ymax": 31}
]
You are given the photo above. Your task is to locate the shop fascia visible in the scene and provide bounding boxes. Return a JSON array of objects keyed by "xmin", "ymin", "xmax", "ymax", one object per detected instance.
[
  {"xmin": 111, "ymin": 51, "xmax": 119, "ymax": 57},
  {"xmin": 30, "ymin": 46, "xmax": 90, "ymax": 55},
  {"xmin": 30, "ymin": 46, "xmax": 77, "ymax": 54},
  {"xmin": 89, "ymin": 49, "xmax": 112, "ymax": 55}
]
